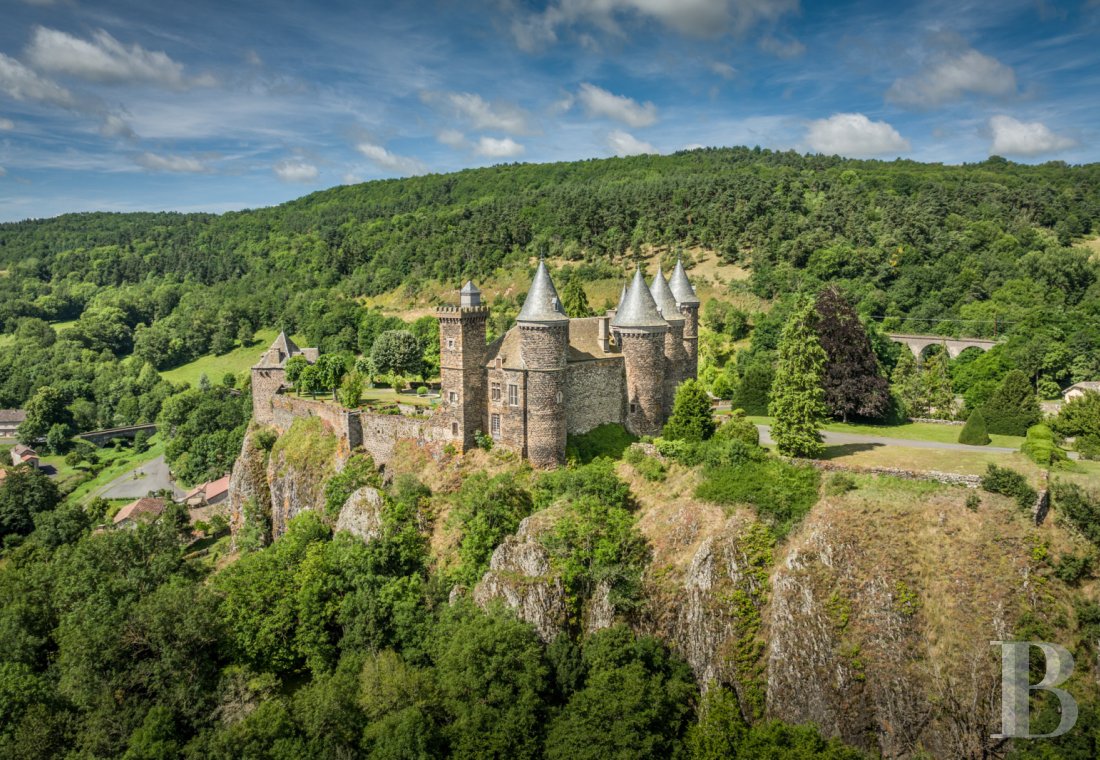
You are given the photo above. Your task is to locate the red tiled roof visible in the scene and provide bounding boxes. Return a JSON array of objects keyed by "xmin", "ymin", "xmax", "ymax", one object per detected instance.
[
  {"xmin": 184, "ymin": 474, "xmax": 231, "ymax": 502},
  {"xmin": 113, "ymin": 497, "xmax": 166, "ymax": 524}
]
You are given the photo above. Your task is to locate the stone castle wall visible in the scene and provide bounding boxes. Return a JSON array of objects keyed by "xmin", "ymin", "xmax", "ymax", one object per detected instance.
[{"xmin": 566, "ymin": 360, "xmax": 626, "ymax": 435}]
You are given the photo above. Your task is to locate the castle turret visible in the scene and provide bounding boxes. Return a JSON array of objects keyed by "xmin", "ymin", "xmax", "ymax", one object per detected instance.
[
  {"xmin": 437, "ymin": 281, "xmax": 489, "ymax": 450},
  {"xmin": 613, "ymin": 268, "xmax": 669, "ymax": 436},
  {"xmin": 251, "ymin": 332, "xmax": 318, "ymax": 426},
  {"xmin": 669, "ymin": 258, "xmax": 700, "ymax": 379},
  {"xmin": 517, "ymin": 261, "xmax": 569, "ymax": 468},
  {"xmin": 650, "ymin": 266, "xmax": 688, "ymax": 409}
]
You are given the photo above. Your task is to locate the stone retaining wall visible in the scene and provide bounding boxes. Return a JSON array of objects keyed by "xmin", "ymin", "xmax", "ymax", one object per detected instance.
[{"xmin": 792, "ymin": 458, "xmax": 982, "ymax": 488}]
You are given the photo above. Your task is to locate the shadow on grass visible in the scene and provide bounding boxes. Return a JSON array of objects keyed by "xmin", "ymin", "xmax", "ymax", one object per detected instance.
[{"xmin": 820, "ymin": 442, "xmax": 884, "ymax": 459}]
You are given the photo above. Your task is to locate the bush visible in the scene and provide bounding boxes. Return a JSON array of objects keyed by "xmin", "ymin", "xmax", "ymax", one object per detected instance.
[
  {"xmin": 416, "ymin": 385, "xmax": 428, "ymax": 396},
  {"xmin": 1052, "ymin": 390, "xmax": 1100, "ymax": 440},
  {"xmin": 473, "ymin": 429, "xmax": 494, "ymax": 451},
  {"xmin": 566, "ymin": 424, "xmax": 636, "ymax": 463},
  {"xmin": 824, "ymin": 472, "xmax": 857, "ymax": 496},
  {"xmin": 1076, "ymin": 434, "xmax": 1100, "ymax": 461},
  {"xmin": 713, "ymin": 411, "xmax": 760, "ymax": 446},
  {"xmin": 1054, "ymin": 553, "xmax": 1092, "ymax": 585},
  {"xmin": 965, "ymin": 492, "xmax": 981, "ymax": 511},
  {"xmin": 1052, "ymin": 482, "xmax": 1100, "ymax": 547},
  {"xmin": 981, "ymin": 370, "xmax": 1041, "ymax": 436},
  {"xmin": 1020, "ymin": 424, "xmax": 1068, "ymax": 468},
  {"xmin": 631, "ymin": 455, "xmax": 667, "ymax": 482},
  {"xmin": 696, "ymin": 458, "xmax": 820, "ymax": 538},
  {"xmin": 980, "ymin": 464, "xmax": 1037, "ymax": 510},
  {"xmin": 662, "ymin": 380, "xmax": 716, "ymax": 443},
  {"xmin": 958, "ymin": 409, "xmax": 991, "ymax": 446}
]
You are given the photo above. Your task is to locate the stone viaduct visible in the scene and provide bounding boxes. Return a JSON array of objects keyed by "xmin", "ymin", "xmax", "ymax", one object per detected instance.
[{"xmin": 887, "ymin": 333, "xmax": 999, "ymax": 360}]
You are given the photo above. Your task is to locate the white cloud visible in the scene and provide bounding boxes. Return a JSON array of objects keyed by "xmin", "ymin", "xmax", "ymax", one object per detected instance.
[
  {"xmin": 708, "ymin": 61, "xmax": 737, "ymax": 80},
  {"xmin": 342, "ymin": 173, "xmax": 362, "ymax": 185},
  {"xmin": 607, "ymin": 129, "xmax": 657, "ymax": 156},
  {"xmin": 422, "ymin": 91, "xmax": 530, "ymax": 134},
  {"xmin": 437, "ymin": 129, "xmax": 467, "ymax": 148},
  {"xmin": 805, "ymin": 113, "xmax": 910, "ymax": 157},
  {"xmin": 273, "ymin": 159, "xmax": 319, "ymax": 182},
  {"xmin": 135, "ymin": 152, "xmax": 208, "ymax": 173},
  {"xmin": 245, "ymin": 50, "xmax": 263, "ymax": 66},
  {"xmin": 578, "ymin": 83, "xmax": 657, "ymax": 127},
  {"xmin": 511, "ymin": 0, "xmax": 799, "ymax": 51},
  {"xmin": 887, "ymin": 47, "xmax": 1016, "ymax": 108},
  {"xmin": 0, "ymin": 117, "xmax": 14, "ymax": 131},
  {"xmin": 989, "ymin": 115, "xmax": 1076, "ymax": 156},
  {"xmin": 26, "ymin": 27, "xmax": 215, "ymax": 89},
  {"xmin": 0, "ymin": 52, "xmax": 76, "ymax": 106},
  {"xmin": 100, "ymin": 113, "xmax": 135, "ymax": 139},
  {"xmin": 0, "ymin": 166, "xmax": 6, "ymax": 177},
  {"xmin": 474, "ymin": 136, "xmax": 525, "ymax": 158},
  {"xmin": 356, "ymin": 142, "xmax": 428, "ymax": 175},
  {"xmin": 758, "ymin": 34, "xmax": 805, "ymax": 58}
]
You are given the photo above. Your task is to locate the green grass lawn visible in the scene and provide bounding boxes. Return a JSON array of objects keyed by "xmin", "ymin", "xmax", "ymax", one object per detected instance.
[
  {"xmin": 160, "ymin": 329, "xmax": 301, "ymax": 388},
  {"xmin": 38, "ymin": 436, "xmax": 167, "ymax": 505},
  {"xmin": 741, "ymin": 415, "xmax": 1026, "ymax": 449}
]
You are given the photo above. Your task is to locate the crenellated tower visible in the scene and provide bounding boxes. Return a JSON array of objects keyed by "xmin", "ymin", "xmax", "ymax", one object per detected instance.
[
  {"xmin": 650, "ymin": 265, "xmax": 689, "ymax": 410},
  {"xmin": 437, "ymin": 281, "xmax": 489, "ymax": 450},
  {"xmin": 613, "ymin": 268, "xmax": 669, "ymax": 437},
  {"xmin": 517, "ymin": 261, "xmax": 569, "ymax": 468},
  {"xmin": 669, "ymin": 258, "xmax": 700, "ymax": 379}
]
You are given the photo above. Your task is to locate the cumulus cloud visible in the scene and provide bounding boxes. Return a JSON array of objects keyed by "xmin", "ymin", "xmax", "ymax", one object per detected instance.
[
  {"xmin": 273, "ymin": 159, "xmax": 320, "ymax": 182},
  {"xmin": 26, "ymin": 27, "xmax": 215, "ymax": 89},
  {"xmin": 511, "ymin": 0, "xmax": 799, "ymax": 51},
  {"xmin": 474, "ymin": 136, "xmax": 525, "ymax": 158},
  {"xmin": 989, "ymin": 115, "xmax": 1076, "ymax": 156},
  {"xmin": 578, "ymin": 83, "xmax": 657, "ymax": 127},
  {"xmin": 806, "ymin": 113, "xmax": 910, "ymax": 157},
  {"xmin": 421, "ymin": 91, "xmax": 530, "ymax": 134},
  {"xmin": 887, "ymin": 46, "xmax": 1016, "ymax": 108},
  {"xmin": 0, "ymin": 52, "xmax": 76, "ymax": 106},
  {"xmin": 135, "ymin": 152, "xmax": 208, "ymax": 173},
  {"xmin": 709, "ymin": 61, "xmax": 737, "ymax": 80},
  {"xmin": 607, "ymin": 129, "xmax": 657, "ymax": 156},
  {"xmin": 0, "ymin": 117, "xmax": 14, "ymax": 131},
  {"xmin": 437, "ymin": 129, "xmax": 467, "ymax": 148},
  {"xmin": 356, "ymin": 142, "xmax": 428, "ymax": 175}
]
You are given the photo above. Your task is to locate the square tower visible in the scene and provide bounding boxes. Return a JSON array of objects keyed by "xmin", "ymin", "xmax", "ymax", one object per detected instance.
[{"xmin": 437, "ymin": 281, "xmax": 489, "ymax": 450}]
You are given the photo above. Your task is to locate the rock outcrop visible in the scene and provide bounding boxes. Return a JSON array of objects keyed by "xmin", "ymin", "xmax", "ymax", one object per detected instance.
[{"xmin": 335, "ymin": 486, "xmax": 385, "ymax": 542}]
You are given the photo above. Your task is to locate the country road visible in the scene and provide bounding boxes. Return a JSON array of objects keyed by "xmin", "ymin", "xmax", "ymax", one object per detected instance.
[{"xmin": 754, "ymin": 424, "xmax": 1019, "ymax": 454}]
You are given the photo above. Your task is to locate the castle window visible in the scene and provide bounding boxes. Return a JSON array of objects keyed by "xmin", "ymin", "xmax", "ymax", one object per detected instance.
[
  {"xmin": 556, "ymin": 391, "xmax": 563, "ymax": 404},
  {"xmin": 491, "ymin": 383, "xmax": 501, "ymax": 402},
  {"xmin": 451, "ymin": 422, "xmax": 459, "ymax": 436},
  {"xmin": 491, "ymin": 414, "xmax": 501, "ymax": 438},
  {"xmin": 508, "ymin": 384, "xmax": 519, "ymax": 406},
  {"xmin": 447, "ymin": 338, "xmax": 456, "ymax": 350},
  {"xmin": 449, "ymin": 391, "xmax": 458, "ymax": 403},
  {"xmin": 630, "ymin": 402, "xmax": 637, "ymax": 413}
]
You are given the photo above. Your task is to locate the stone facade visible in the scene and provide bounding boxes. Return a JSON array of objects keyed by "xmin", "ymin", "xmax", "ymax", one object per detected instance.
[{"xmin": 249, "ymin": 264, "xmax": 699, "ymax": 470}]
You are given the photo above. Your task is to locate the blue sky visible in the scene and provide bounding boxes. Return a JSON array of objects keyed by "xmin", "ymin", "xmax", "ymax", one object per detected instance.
[{"xmin": 1, "ymin": 0, "xmax": 1098, "ymax": 222}]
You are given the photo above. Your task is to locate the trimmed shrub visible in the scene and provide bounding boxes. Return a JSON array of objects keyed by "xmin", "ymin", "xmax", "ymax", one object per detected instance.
[
  {"xmin": 1020, "ymin": 424, "xmax": 1067, "ymax": 468},
  {"xmin": 958, "ymin": 409, "xmax": 991, "ymax": 446},
  {"xmin": 980, "ymin": 464, "xmax": 1036, "ymax": 510}
]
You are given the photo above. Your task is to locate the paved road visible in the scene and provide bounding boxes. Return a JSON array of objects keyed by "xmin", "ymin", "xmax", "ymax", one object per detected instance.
[
  {"xmin": 95, "ymin": 454, "xmax": 187, "ymax": 501},
  {"xmin": 755, "ymin": 424, "xmax": 1019, "ymax": 454}
]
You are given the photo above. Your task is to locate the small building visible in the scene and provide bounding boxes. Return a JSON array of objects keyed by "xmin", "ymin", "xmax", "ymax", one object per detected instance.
[
  {"xmin": 0, "ymin": 409, "xmax": 26, "ymax": 438},
  {"xmin": 10, "ymin": 444, "xmax": 39, "ymax": 469},
  {"xmin": 183, "ymin": 474, "xmax": 231, "ymax": 508},
  {"xmin": 113, "ymin": 497, "xmax": 167, "ymax": 528},
  {"xmin": 1063, "ymin": 381, "xmax": 1100, "ymax": 403}
]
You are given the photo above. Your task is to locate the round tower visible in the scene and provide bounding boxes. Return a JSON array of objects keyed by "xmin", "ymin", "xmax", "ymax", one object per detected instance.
[
  {"xmin": 517, "ymin": 261, "xmax": 569, "ymax": 468},
  {"xmin": 669, "ymin": 258, "xmax": 701, "ymax": 380},
  {"xmin": 650, "ymin": 266, "xmax": 688, "ymax": 410},
  {"xmin": 613, "ymin": 268, "xmax": 669, "ymax": 436}
]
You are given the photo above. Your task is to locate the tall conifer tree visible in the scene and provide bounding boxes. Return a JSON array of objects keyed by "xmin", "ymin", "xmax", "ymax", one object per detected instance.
[{"xmin": 769, "ymin": 299, "xmax": 828, "ymax": 457}]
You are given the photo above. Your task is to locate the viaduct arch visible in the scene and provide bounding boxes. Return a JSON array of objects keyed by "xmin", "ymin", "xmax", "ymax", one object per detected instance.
[{"xmin": 886, "ymin": 333, "xmax": 999, "ymax": 360}]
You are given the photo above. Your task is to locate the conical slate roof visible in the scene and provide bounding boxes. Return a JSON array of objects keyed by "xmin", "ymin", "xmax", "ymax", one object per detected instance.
[
  {"xmin": 271, "ymin": 331, "xmax": 300, "ymax": 356},
  {"xmin": 516, "ymin": 261, "xmax": 568, "ymax": 324},
  {"xmin": 460, "ymin": 280, "xmax": 480, "ymax": 295},
  {"xmin": 649, "ymin": 266, "xmax": 685, "ymax": 323},
  {"xmin": 669, "ymin": 258, "xmax": 700, "ymax": 305},
  {"xmin": 612, "ymin": 269, "xmax": 668, "ymax": 330},
  {"xmin": 617, "ymin": 283, "xmax": 627, "ymax": 310}
]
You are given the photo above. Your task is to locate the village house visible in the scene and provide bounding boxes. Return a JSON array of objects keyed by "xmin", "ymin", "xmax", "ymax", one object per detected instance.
[
  {"xmin": 0, "ymin": 409, "xmax": 26, "ymax": 438},
  {"xmin": 1063, "ymin": 381, "xmax": 1100, "ymax": 402},
  {"xmin": 113, "ymin": 497, "xmax": 167, "ymax": 528},
  {"xmin": 183, "ymin": 474, "xmax": 231, "ymax": 508},
  {"xmin": 10, "ymin": 444, "xmax": 39, "ymax": 469}
]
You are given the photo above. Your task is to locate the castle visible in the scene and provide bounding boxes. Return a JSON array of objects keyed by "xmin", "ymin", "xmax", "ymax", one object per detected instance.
[{"xmin": 251, "ymin": 260, "xmax": 699, "ymax": 468}]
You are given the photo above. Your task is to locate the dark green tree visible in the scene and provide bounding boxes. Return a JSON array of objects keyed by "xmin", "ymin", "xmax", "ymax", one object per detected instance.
[
  {"xmin": 560, "ymin": 279, "xmax": 594, "ymax": 318},
  {"xmin": 18, "ymin": 386, "xmax": 72, "ymax": 443},
  {"xmin": 769, "ymin": 299, "xmax": 827, "ymax": 458},
  {"xmin": 0, "ymin": 466, "xmax": 61, "ymax": 539},
  {"xmin": 981, "ymin": 370, "xmax": 1041, "ymax": 436},
  {"xmin": 958, "ymin": 409, "xmax": 991, "ymax": 446},
  {"xmin": 371, "ymin": 330, "xmax": 423, "ymax": 377},
  {"xmin": 732, "ymin": 363, "xmax": 773, "ymax": 416},
  {"xmin": 662, "ymin": 379, "xmax": 717, "ymax": 442}
]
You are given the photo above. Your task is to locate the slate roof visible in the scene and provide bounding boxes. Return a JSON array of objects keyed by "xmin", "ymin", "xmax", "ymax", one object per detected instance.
[
  {"xmin": 612, "ymin": 269, "xmax": 668, "ymax": 330},
  {"xmin": 0, "ymin": 409, "xmax": 26, "ymax": 424},
  {"xmin": 649, "ymin": 266, "xmax": 685, "ymax": 323},
  {"xmin": 516, "ymin": 261, "xmax": 569, "ymax": 324},
  {"xmin": 669, "ymin": 258, "xmax": 700, "ymax": 305},
  {"xmin": 487, "ymin": 317, "xmax": 621, "ymax": 370}
]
